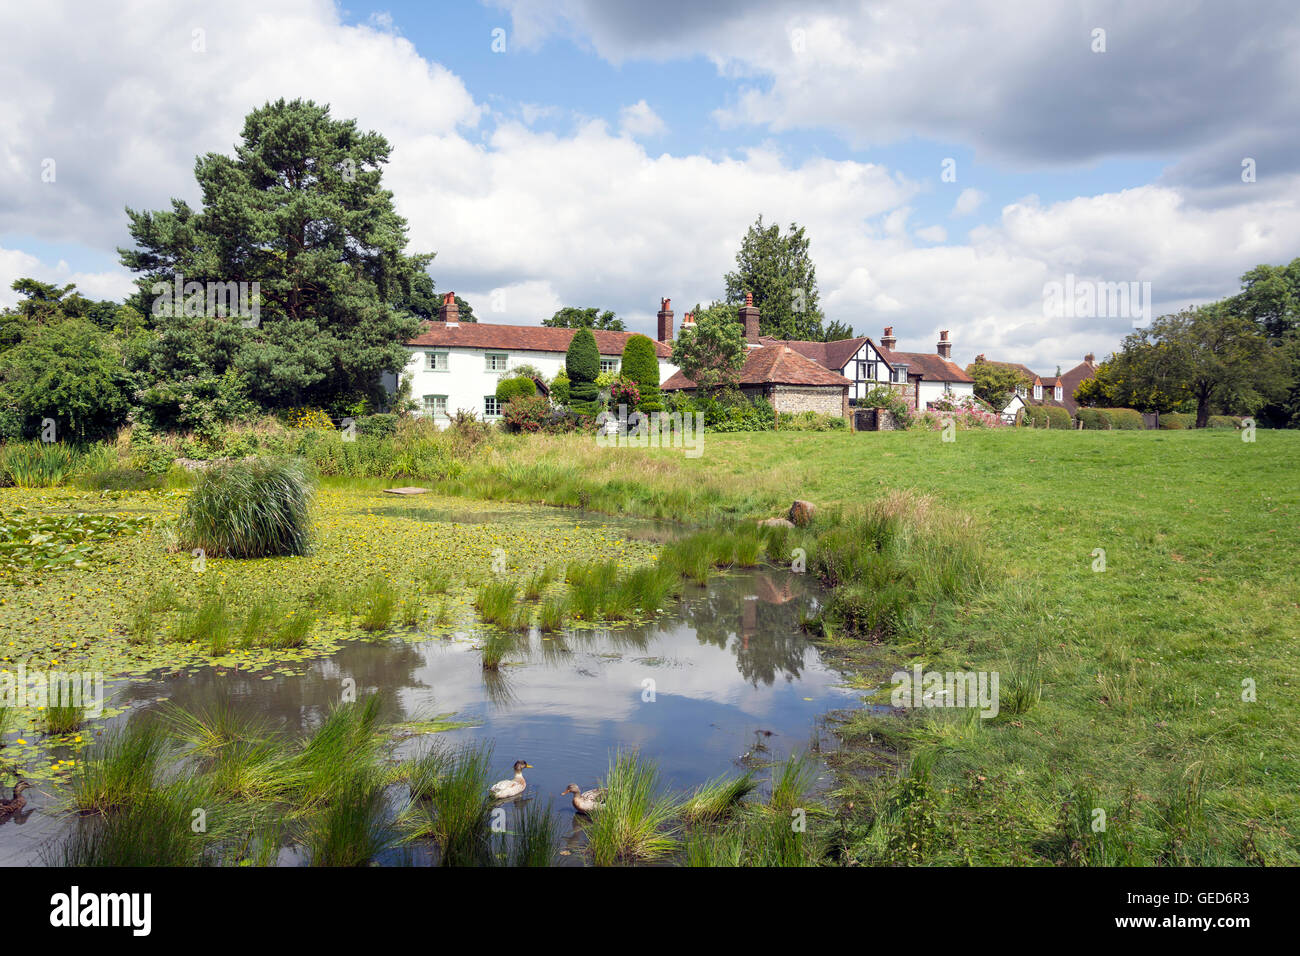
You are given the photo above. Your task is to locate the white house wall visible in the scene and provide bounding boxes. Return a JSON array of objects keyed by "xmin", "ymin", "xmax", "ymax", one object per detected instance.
[
  {"xmin": 398, "ymin": 345, "xmax": 678, "ymax": 423},
  {"xmin": 836, "ymin": 341, "xmax": 895, "ymax": 402},
  {"xmin": 916, "ymin": 380, "xmax": 975, "ymax": 408}
]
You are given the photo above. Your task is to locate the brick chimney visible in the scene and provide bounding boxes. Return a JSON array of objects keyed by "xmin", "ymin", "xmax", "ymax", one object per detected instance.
[
  {"xmin": 937, "ymin": 329, "xmax": 952, "ymax": 360},
  {"xmin": 439, "ymin": 291, "xmax": 459, "ymax": 327},
  {"xmin": 682, "ymin": 311, "xmax": 695, "ymax": 328},
  {"xmin": 880, "ymin": 326, "xmax": 897, "ymax": 350},
  {"xmin": 1085, "ymin": 352, "xmax": 1096, "ymax": 364},
  {"xmin": 739, "ymin": 291, "xmax": 760, "ymax": 345},
  {"xmin": 656, "ymin": 297, "xmax": 674, "ymax": 342}
]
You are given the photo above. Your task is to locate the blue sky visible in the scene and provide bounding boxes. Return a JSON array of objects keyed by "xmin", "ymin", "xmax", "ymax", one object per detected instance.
[{"xmin": 3, "ymin": 0, "xmax": 1298, "ymax": 371}]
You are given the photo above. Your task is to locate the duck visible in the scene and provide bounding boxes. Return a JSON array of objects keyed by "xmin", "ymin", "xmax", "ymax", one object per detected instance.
[
  {"xmin": 561, "ymin": 783, "xmax": 606, "ymax": 814},
  {"xmin": 0, "ymin": 782, "xmax": 31, "ymax": 818},
  {"xmin": 488, "ymin": 760, "xmax": 532, "ymax": 799}
]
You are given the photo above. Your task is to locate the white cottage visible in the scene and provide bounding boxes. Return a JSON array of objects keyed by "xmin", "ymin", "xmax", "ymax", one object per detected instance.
[{"xmin": 393, "ymin": 293, "xmax": 678, "ymax": 423}]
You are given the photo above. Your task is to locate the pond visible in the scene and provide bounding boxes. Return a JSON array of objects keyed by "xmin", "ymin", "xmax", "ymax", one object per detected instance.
[{"xmin": 0, "ymin": 504, "xmax": 862, "ymax": 865}]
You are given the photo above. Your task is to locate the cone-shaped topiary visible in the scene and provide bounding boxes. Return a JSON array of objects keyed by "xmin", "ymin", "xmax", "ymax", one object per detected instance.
[
  {"xmin": 621, "ymin": 334, "xmax": 661, "ymax": 411},
  {"xmin": 565, "ymin": 327, "xmax": 602, "ymax": 413}
]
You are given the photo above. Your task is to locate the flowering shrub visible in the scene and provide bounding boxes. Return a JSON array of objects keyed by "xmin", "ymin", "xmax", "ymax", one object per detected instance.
[
  {"xmin": 502, "ymin": 394, "xmax": 551, "ymax": 432},
  {"xmin": 282, "ymin": 407, "xmax": 335, "ymax": 430},
  {"xmin": 910, "ymin": 405, "xmax": 1003, "ymax": 431},
  {"xmin": 608, "ymin": 376, "xmax": 641, "ymax": 409}
]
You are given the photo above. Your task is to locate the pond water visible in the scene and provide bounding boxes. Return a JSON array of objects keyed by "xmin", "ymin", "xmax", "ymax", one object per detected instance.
[{"xmin": 0, "ymin": 514, "xmax": 862, "ymax": 865}]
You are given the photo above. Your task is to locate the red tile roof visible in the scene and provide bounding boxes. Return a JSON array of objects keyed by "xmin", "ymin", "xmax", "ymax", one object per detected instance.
[
  {"xmin": 1057, "ymin": 357, "xmax": 1099, "ymax": 414},
  {"xmin": 662, "ymin": 344, "xmax": 851, "ymax": 390},
  {"xmin": 879, "ymin": 349, "xmax": 974, "ymax": 383},
  {"xmin": 759, "ymin": 336, "xmax": 871, "ymax": 372},
  {"xmin": 406, "ymin": 321, "xmax": 673, "ymax": 358}
]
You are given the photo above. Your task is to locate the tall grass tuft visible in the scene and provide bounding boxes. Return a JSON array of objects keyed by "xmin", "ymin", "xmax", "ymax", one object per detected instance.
[
  {"xmin": 769, "ymin": 751, "xmax": 817, "ymax": 814},
  {"xmin": 585, "ymin": 750, "xmax": 679, "ymax": 866},
  {"xmin": 2, "ymin": 441, "xmax": 76, "ymax": 488},
  {"xmin": 356, "ymin": 575, "xmax": 398, "ymax": 633},
  {"xmin": 43, "ymin": 703, "xmax": 84, "ymax": 735},
  {"xmin": 499, "ymin": 798, "xmax": 560, "ymax": 867},
  {"xmin": 422, "ymin": 743, "xmax": 494, "ymax": 866},
  {"xmin": 538, "ymin": 594, "xmax": 569, "ymax": 633},
  {"xmin": 69, "ymin": 721, "xmax": 172, "ymax": 814},
  {"xmin": 474, "ymin": 579, "xmax": 517, "ymax": 626},
  {"xmin": 302, "ymin": 767, "xmax": 399, "ymax": 866},
  {"xmin": 680, "ymin": 771, "xmax": 758, "ymax": 824},
  {"xmin": 177, "ymin": 457, "xmax": 314, "ymax": 558}
]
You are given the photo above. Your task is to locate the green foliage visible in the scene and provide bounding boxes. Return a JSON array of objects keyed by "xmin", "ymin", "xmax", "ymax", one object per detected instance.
[
  {"xmin": 724, "ymin": 215, "xmax": 826, "ymax": 340},
  {"xmin": 543, "ymin": 306, "xmax": 625, "ymax": 331},
  {"xmin": 502, "ymin": 394, "xmax": 551, "ymax": 433},
  {"xmin": 670, "ymin": 304, "xmax": 747, "ymax": 394},
  {"xmin": 1021, "ymin": 404, "xmax": 1074, "ymax": 429},
  {"xmin": 965, "ymin": 357, "xmax": 1031, "ymax": 410},
  {"xmin": 621, "ymin": 334, "xmax": 661, "ymax": 410},
  {"xmin": 119, "ymin": 98, "xmax": 429, "ymax": 412},
  {"xmin": 564, "ymin": 327, "xmax": 602, "ymax": 411},
  {"xmin": 0, "ymin": 318, "xmax": 134, "ymax": 442},
  {"xmin": 495, "ymin": 376, "xmax": 537, "ymax": 404},
  {"xmin": 178, "ymin": 458, "xmax": 315, "ymax": 558},
  {"xmin": 1158, "ymin": 412, "xmax": 1196, "ymax": 429},
  {"xmin": 549, "ymin": 370, "xmax": 570, "ymax": 405},
  {"xmin": 1075, "ymin": 407, "xmax": 1112, "ymax": 430},
  {"xmin": 585, "ymin": 750, "xmax": 680, "ymax": 866}
]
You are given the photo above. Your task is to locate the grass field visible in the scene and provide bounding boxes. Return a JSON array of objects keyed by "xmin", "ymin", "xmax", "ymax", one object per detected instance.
[{"xmin": 433, "ymin": 428, "xmax": 1300, "ymax": 864}]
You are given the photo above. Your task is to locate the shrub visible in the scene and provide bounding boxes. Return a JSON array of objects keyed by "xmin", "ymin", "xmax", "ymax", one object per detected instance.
[
  {"xmin": 1101, "ymin": 407, "xmax": 1144, "ymax": 430},
  {"xmin": 1158, "ymin": 412, "xmax": 1196, "ymax": 429},
  {"xmin": 621, "ymin": 334, "xmax": 661, "ymax": 410},
  {"xmin": 776, "ymin": 410, "xmax": 847, "ymax": 431},
  {"xmin": 177, "ymin": 458, "xmax": 314, "ymax": 558},
  {"xmin": 495, "ymin": 377, "xmax": 538, "ymax": 404},
  {"xmin": 502, "ymin": 394, "xmax": 551, "ymax": 433},
  {"xmin": 1207, "ymin": 415, "xmax": 1241, "ymax": 429},
  {"xmin": 565, "ymin": 328, "xmax": 602, "ymax": 412},
  {"xmin": 352, "ymin": 413, "xmax": 398, "ymax": 438},
  {"xmin": 1022, "ymin": 405, "xmax": 1074, "ymax": 429},
  {"xmin": 1076, "ymin": 408, "xmax": 1112, "ymax": 430},
  {"xmin": 550, "ymin": 370, "xmax": 570, "ymax": 405}
]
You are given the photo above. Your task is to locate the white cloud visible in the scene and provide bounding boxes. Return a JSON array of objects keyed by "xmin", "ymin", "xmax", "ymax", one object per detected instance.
[
  {"xmin": 619, "ymin": 99, "xmax": 667, "ymax": 137},
  {"xmin": 3, "ymin": 0, "xmax": 1300, "ymax": 376},
  {"xmin": 0, "ymin": 246, "xmax": 135, "ymax": 310},
  {"xmin": 951, "ymin": 188, "xmax": 986, "ymax": 218}
]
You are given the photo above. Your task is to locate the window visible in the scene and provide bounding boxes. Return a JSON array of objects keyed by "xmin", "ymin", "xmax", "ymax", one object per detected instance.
[
  {"xmin": 484, "ymin": 396, "xmax": 502, "ymax": 418},
  {"xmin": 892, "ymin": 365, "xmax": 909, "ymax": 384},
  {"xmin": 1033, "ymin": 384, "xmax": 1042, "ymax": 400},
  {"xmin": 422, "ymin": 395, "xmax": 447, "ymax": 417},
  {"xmin": 1054, "ymin": 385, "xmax": 1062, "ymax": 401},
  {"xmin": 857, "ymin": 360, "xmax": 878, "ymax": 381},
  {"xmin": 485, "ymin": 352, "xmax": 508, "ymax": 372},
  {"xmin": 1016, "ymin": 385, "xmax": 1027, "ymax": 397},
  {"xmin": 426, "ymin": 351, "xmax": 449, "ymax": 371},
  {"xmin": 600, "ymin": 358, "xmax": 619, "ymax": 374}
]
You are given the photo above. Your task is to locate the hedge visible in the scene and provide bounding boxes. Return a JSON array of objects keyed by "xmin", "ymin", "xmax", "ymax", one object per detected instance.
[
  {"xmin": 1207, "ymin": 415, "xmax": 1241, "ymax": 429},
  {"xmin": 1076, "ymin": 408, "xmax": 1111, "ymax": 430},
  {"xmin": 1101, "ymin": 407, "xmax": 1145, "ymax": 429},
  {"xmin": 1158, "ymin": 412, "xmax": 1196, "ymax": 429},
  {"xmin": 1023, "ymin": 405, "xmax": 1073, "ymax": 429}
]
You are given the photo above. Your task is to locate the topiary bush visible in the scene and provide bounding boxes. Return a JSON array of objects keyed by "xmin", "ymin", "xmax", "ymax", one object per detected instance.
[
  {"xmin": 495, "ymin": 377, "xmax": 537, "ymax": 404},
  {"xmin": 621, "ymin": 334, "xmax": 661, "ymax": 411},
  {"xmin": 1076, "ymin": 408, "xmax": 1111, "ymax": 430},
  {"xmin": 177, "ymin": 458, "xmax": 314, "ymax": 558},
  {"xmin": 564, "ymin": 328, "xmax": 602, "ymax": 413}
]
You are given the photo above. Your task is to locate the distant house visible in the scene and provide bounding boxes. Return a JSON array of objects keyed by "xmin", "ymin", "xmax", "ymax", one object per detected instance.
[
  {"xmin": 396, "ymin": 293, "xmax": 678, "ymax": 423},
  {"xmin": 660, "ymin": 294, "xmax": 851, "ymax": 417},
  {"xmin": 984, "ymin": 352, "xmax": 1099, "ymax": 422},
  {"xmin": 875, "ymin": 327, "xmax": 977, "ymax": 409}
]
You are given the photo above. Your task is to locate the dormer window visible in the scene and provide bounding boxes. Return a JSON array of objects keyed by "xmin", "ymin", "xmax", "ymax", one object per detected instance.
[
  {"xmin": 1054, "ymin": 385, "xmax": 1062, "ymax": 401},
  {"xmin": 1033, "ymin": 384, "xmax": 1042, "ymax": 400}
]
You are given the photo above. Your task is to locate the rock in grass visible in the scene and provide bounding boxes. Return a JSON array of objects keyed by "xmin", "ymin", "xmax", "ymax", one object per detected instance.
[
  {"xmin": 382, "ymin": 487, "xmax": 430, "ymax": 495},
  {"xmin": 759, "ymin": 517, "xmax": 795, "ymax": 528}
]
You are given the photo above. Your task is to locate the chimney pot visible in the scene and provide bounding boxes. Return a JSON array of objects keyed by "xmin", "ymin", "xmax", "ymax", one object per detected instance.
[
  {"xmin": 880, "ymin": 326, "xmax": 897, "ymax": 350},
  {"xmin": 439, "ymin": 291, "xmax": 460, "ymax": 326},
  {"xmin": 936, "ymin": 329, "xmax": 952, "ymax": 360},
  {"xmin": 657, "ymin": 296, "xmax": 675, "ymax": 342},
  {"xmin": 1085, "ymin": 352, "xmax": 1095, "ymax": 364},
  {"xmin": 738, "ymin": 295, "xmax": 761, "ymax": 344}
]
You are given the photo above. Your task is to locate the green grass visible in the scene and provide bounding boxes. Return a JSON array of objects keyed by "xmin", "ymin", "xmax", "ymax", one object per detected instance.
[
  {"xmin": 417, "ymin": 742, "xmax": 494, "ymax": 866},
  {"xmin": 473, "ymin": 579, "xmax": 516, "ymax": 627},
  {"xmin": 42, "ymin": 703, "xmax": 85, "ymax": 735},
  {"xmin": 422, "ymin": 429, "xmax": 1300, "ymax": 866},
  {"xmin": 680, "ymin": 771, "xmax": 758, "ymax": 824},
  {"xmin": 177, "ymin": 457, "xmax": 314, "ymax": 558},
  {"xmin": 585, "ymin": 750, "xmax": 680, "ymax": 866},
  {"xmin": 69, "ymin": 721, "xmax": 172, "ymax": 814}
]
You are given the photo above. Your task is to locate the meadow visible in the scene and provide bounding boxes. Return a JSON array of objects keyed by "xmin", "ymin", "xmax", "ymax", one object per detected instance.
[
  {"xmin": 2, "ymin": 426, "xmax": 1296, "ymax": 865},
  {"xmin": 426, "ymin": 427, "xmax": 1300, "ymax": 864}
]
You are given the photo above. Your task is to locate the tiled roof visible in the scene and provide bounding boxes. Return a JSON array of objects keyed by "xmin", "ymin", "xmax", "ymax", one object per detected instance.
[
  {"xmin": 879, "ymin": 349, "xmax": 974, "ymax": 383},
  {"xmin": 406, "ymin": 322, "xmax": 673, "ymax": 358},
  {"xmin": 662, "ymin": 344, "xmax": 851, "ymax": 390},
  {"xmin": 1057, "ymin": 357, "xmax": 1099, "ymax": 414},
  {"xmin": 759, "ymin": 336, "xmax": 873, "ymax": 372}
]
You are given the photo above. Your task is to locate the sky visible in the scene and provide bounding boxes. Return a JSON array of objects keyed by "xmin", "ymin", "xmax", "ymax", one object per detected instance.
[{"xmin": 2, "ymin": 0, "xmax": 1298, "ymax": 372}]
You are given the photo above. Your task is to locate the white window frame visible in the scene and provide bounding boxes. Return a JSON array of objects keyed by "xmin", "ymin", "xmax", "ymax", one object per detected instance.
[
  {"xmin": 485, "ymin": 352, "xmax": 508, "ymax": 372},
  {"xmin": 483, "ymin": 395, "xmax": 502, "ymax": 418},
  {"xmin": 426, "ymin": 350, "xmax": 449, "ymax": 372},
  {"xmin": 1054, "ymin": 385, "xmax": 1063, "ymax": 401},
  {"xmin": 893, "ymin": 365, "xmax": 909, "ymax": 384},
  {"xmin": 1033, "ymin": 384, "xmax": 1043, "ymax": 400},
  {"xmin": 599, "ymin": 357, "xmax": 619, "ymax": 374},
  {"xmin": 422, "ymin": 394, "xmax": 448, "ymax": 418}
]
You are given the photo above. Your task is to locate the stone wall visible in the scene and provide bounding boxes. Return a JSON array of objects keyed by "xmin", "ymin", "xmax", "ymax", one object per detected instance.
[{"xmin": 770, "ymin": 385, "xmax": 846, "ymax": 418}]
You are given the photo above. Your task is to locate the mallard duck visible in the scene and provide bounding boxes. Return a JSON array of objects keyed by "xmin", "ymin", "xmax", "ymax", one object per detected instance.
[
  {"xmin": 0, "ymin": 782, "xmax": 31, "ymax": 817},
  {"xmin": 561, "ymin": 783, "xmax": 606, "ymax": 814},
  {"xmin": 489, "ymin": 760, "xmax": 532, "ymax": 799}
]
